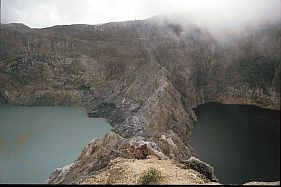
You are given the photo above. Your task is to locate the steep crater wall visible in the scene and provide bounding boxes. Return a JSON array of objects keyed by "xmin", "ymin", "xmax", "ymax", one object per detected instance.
[{"xmin": 0, "ymin": 18, "xmax": 280, "ymax": 184}]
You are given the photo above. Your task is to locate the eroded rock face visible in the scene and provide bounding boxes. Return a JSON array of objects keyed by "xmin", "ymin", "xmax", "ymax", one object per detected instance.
[
  {"xmin": 46, "ymin": 133, "xmax": 217, "ymax": 184},
  {"xmin": 46, "ymin": 132, "xmax": 171, "ymax": 184},
  {"xmin": 183, "ymin": 157, "xmax": 218, "ymax": 182},
  {"xmin": 0, "ymin": 16, "xmax": 280, "ymax": 184}
]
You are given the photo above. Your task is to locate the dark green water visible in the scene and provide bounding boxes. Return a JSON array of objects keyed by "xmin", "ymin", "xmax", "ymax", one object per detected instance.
[
  {"xmin": 191, "ymin": 103, "xmax": 280, "ymax": 184},
  {"xmin": 0, "ymin": 104, "xmax": 112, "ymax": 184}
]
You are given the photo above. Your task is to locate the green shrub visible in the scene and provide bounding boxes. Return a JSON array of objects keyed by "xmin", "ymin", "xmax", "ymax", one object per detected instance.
[{"xmin": 137, "ymin": 167, "xmax": 163, "ymax": 185}]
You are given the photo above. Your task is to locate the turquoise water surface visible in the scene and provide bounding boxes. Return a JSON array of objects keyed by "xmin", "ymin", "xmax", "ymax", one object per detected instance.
[{"xmin": 0, "ymin": 104, "xmax": 112, "ymax": 184}]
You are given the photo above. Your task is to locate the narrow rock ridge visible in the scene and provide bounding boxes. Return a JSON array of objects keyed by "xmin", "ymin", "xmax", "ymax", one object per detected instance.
[
  {"xmin": 79, "ymin": 156, "xmax": 218, "ymax": 185},
  {"xmin": 0, "ymin": 15, "xmax": 280, "ymax": 184}
]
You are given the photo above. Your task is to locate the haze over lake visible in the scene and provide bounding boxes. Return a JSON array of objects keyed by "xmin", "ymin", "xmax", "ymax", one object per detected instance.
[{"xmin": 0, "ymin": 104, "xmax": 112, "ymax": 184}]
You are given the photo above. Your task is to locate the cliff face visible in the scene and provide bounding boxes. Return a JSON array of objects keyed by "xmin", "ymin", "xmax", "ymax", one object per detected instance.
[{"xmin": 0, "ymin": 16, "xmax": 280, "ymax": 184}]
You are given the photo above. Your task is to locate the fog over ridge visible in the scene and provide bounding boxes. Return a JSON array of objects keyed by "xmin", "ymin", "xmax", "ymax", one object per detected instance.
[{"xmin": 2, "ymin": 0, "xmax": 279, "ymax": 26}]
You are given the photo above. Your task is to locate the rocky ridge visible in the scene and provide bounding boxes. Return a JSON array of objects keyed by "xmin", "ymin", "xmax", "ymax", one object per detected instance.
[
  {"xmin": 0, "ymin": 15, "xmax": 280, "ymax": 184},
  {"xmin": 79, "ymin": 156, "xmax": 218, "ymax": 185},
  {"xmin": 45, "ymin": 132, "xmax": 218, "ymax": 184}
]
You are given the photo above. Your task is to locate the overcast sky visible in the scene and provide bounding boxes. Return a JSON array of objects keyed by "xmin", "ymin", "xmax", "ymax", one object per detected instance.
[{"xmin": 1, "ymin": 0, "xmax": 280, "ymax": 28}]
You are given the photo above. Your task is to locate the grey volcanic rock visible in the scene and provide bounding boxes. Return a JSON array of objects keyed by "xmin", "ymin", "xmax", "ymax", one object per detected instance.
[
  {"xmin": 183, "ymin": 157, "xmax": 218, "ymax": 182},
  {"xmin": 89, "ymin": 102, "xmax": 125, "ymax": 126},
  {"xmin": 0, "ymin": 15, "xmax": 280, "ymax": 184},
  {"xmin": 46, "ymin": 132, "xmax": 169, "ymax": 184},
  {"xmin": 46, "ymin": 132, "xmax": 129, "ymax": 184}
]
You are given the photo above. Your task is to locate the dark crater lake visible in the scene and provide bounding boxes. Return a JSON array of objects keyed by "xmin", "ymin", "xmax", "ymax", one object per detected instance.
[
  {"xmin": 0, "ymin": 104, "xmax": 112, "ymax": 184},
  {"xmin": 191, "ymin": 102, "xmax": 280, "ymax": 184}
]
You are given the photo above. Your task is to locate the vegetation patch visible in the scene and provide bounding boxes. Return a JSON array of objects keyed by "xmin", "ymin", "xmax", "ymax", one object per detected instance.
[{"xmin": 137, "ymin": 167, "xmax": 163, "ymax": 185}]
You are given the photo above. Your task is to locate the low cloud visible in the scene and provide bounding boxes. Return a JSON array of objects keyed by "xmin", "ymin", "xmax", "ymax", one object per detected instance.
[{"xmin": 1, "ymin": 0, "xmax": 280, "ymax": 30}]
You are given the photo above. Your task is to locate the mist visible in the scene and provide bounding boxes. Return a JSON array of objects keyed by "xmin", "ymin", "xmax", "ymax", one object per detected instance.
[{"xmin": 1, "ymin": 0, "xmax": 280, "ymax": 38}]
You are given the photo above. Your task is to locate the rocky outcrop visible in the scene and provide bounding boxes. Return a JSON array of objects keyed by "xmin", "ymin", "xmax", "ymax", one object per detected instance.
[
  {"xmin": 182, "ymin": 157, "xmax": 218, "ymax": 182},
  {"xmin": 0, "ymin": 15, "xmax": 280, "ymax": 184},
  {"xmin": 46, "ymin": 132, "xmax": 174, "ymax": 184},
  {"xmin": 57, "ymin": 155, "xmax": 218, "ymax": 185}
]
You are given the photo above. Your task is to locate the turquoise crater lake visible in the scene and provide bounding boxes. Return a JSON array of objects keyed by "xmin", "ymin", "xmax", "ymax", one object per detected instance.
[{"xmin": 0, "ymin": 104, "xmax": 112, "ymax": 184}]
